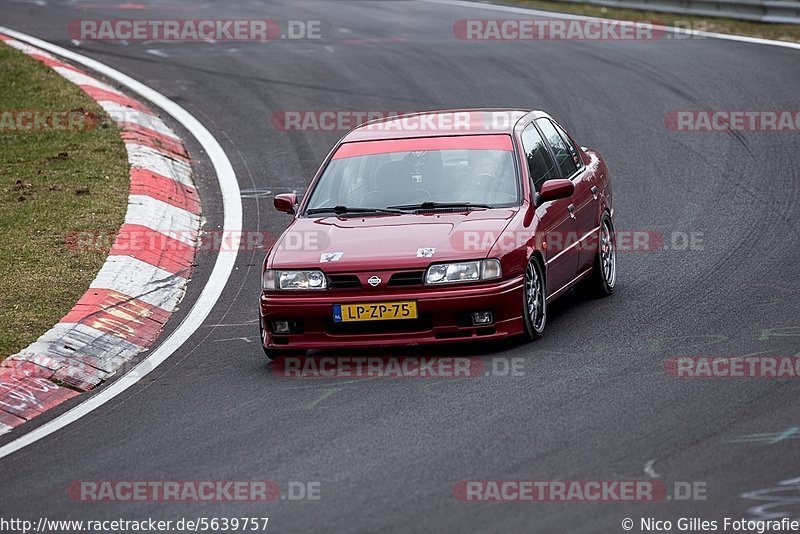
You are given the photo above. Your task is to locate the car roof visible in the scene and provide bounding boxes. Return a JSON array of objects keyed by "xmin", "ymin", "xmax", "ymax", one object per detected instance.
[{"xmin": 340, "ymin": 109, "xmax": 538, "ymax": 143}]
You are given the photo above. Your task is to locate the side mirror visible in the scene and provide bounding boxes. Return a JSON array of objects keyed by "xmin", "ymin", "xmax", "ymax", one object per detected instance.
[
  {"xmin": 535, "ymin": 179, "xmax": 574, "ymax": 207},
  {"xmin": 274, "ymin": 193, "xmax": 297, "ymax": 215}
]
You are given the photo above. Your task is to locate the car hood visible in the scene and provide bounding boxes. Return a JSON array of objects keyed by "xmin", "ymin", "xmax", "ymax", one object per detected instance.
[{"xmin": 269, "ymin": 209, "xmax": 517, "ymax": 271}]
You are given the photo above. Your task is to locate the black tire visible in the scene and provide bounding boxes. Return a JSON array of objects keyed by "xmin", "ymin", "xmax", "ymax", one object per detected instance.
[
  {"xmin": 259, "ymin": 317, "xmax": 305, "ymax": 362},
  {"xmin": 522, "ymin": 255, "xmax": 547, "ymax": 340},
  {"xmin": 583, "ymin": 212, "xmax": 617, "ymax": 297},
  {"xmin": 263, "ymin": 347, "xmax": 306, "ymax": 363}
]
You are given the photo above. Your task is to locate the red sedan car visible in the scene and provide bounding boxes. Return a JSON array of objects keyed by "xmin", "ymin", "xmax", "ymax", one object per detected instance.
[{"xmin": 260, "ymin": 110, "xmax": 615, "ymax": 360}]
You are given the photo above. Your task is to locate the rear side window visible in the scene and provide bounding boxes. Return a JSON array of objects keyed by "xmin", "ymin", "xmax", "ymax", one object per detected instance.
[
  {"xmin": 536, "ymin": 118, "xmax": 578, "ymax": 178},
  {"xmin": 551, "ymin": 120, "xmax": 583, "ymax": 171},
  {"xmin": 521, "ymin": 123, "xmax": 558, "ymax": 191}
]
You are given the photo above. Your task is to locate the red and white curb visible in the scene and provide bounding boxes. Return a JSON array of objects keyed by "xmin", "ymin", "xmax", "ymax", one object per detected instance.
[{"xmin": 0, "ymin": 35, "xmax": 202, "ymax": 434}]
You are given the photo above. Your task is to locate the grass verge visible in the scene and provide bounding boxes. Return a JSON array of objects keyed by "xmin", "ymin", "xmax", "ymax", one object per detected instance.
[
  {"xmin": 500, "ymin": 0, "xmax": 800, "ymax": 43},
  {"xmin": 0, "ymin": 41, "xmax": 129, "ymax": 360}
]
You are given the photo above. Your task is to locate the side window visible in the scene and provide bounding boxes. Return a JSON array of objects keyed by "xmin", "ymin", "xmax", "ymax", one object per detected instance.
[
  {"xmin": 521, "ymin": 123, "xmax": 558, "ymax": 191},
  {"xmin": 551, "ymin": 120, "xmax": 583, "ymax": 171},
  {"xmin": 536, "ymin": 118, "xmax": 578, "ymax": 178},
  {"xmin": 340, "ymin": 158, "xmax": 361, "ymax": 204}
]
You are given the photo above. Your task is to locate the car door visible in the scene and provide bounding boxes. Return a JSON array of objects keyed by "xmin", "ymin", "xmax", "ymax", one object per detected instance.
[
  {"xmin": 521, "ymin": 122, "xmax": 578, "ymax": 296},
  {"xmin": 535, "ymin": 118, "xmax": 596, "ymax": 275},
  {"xmin": 549, "ymin": 119, "xmax": 599, "ymax": 272}
]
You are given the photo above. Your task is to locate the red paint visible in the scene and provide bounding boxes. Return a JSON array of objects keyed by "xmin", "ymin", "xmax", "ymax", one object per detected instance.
[
  {"xmin": 109, "ymin": 223, "xmax": 196, "ymax": 275},
  {"xmin": 130, "ymin": 168, "xmax": 200, "ymax": 213},
  {"xmin": 0, "ymin": 409, "xmax": 26, "ymax": 430},
  {"xmin": 1, "ymin": 359, "xmax": 56, "ymax": 379},
  {"xmin": 273, "ymin": 193, "xmax": 297, "ymax": 214},
  {"xmin": 261, "ymin": 110, "xmax": 613, "ymax": 352},
  {"xmin": 120, "ymin": 123, "xmax": 189, "ymax": 159},
  {"xmin": 52, "ymin": 366, "xmax": 106, "ymax": 391},
  {"xmin": 81, "ymin": 86, "xmax": 152, "ymax": 113},
  {"xmin": 539, "ymin": 179, "xmax": 574, "ymax": 202},
  {"xmin": 0, "ymin": 367, "xmax": 79, "ymax": 420},
  {"xmin": 332, "ymin": 134, "xmax": 513, "ymax": 159},
  {"xmin": 63, "ymin": 288, "xmax": 171, "ymax": 346},
  {"xmin": 30, "ymin": 55, "xmax": 80, "ymax": 72}
]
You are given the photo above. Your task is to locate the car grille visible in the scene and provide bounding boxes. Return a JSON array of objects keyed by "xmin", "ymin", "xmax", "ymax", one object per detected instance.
[
  {"xmin": 326, "ymin": 270, "xmax": 426, "ymax": 289},
  {"xmin": 387, "ymin": 270, "xmax": 425, "ymax": 287},
  {"xmin": 327, "ymin": 274, "xmax": 361, "ymax": 289}
]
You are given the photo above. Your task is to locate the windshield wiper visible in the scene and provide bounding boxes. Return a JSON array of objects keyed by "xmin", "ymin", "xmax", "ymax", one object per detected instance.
[
  {"xmin": 306, "ymin": 205, "xmax": 405, "ymax": 216},
  {"xmin": 386, "ymin": 201, "xmax": 494, "ymax": 211}
]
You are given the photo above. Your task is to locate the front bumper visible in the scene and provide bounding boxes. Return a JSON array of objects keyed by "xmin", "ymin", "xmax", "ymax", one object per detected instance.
[{"xmin": 259, "ymin": 275, "xmax": 524, "ymax": 350}]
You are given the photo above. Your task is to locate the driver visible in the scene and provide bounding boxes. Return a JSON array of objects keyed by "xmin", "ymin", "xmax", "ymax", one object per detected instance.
[{"xmin": 468, "ymin": 150, "xmax": 504, "ymax": 184}]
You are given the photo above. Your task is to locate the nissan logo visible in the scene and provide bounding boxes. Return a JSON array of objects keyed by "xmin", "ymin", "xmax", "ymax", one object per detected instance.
[{"xmin": 367, "ymin": 276, "xmax": 382, "ymax": 287}]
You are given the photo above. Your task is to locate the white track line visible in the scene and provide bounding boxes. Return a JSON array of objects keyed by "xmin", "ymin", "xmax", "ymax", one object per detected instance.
[
  {"xmin": 0, "ymin": 27, "xmax": 242, "ymax": 460},
  {"xmin": 423, "ymin": 0, "xmax": 800, "ymax": 50}
]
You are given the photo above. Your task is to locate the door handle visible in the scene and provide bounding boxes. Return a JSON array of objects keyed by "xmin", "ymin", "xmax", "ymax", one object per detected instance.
[
  {"xmin": 567, "ymin": 203, "xmax": 576, "ymax": 219},
  {"xmin": 591, "ymin": 186, "xmax": 598, "ymax": 200}
]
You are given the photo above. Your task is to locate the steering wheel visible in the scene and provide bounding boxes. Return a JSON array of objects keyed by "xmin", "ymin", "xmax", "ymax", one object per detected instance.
[
  {"xmin": 467, "ymin": 173, "xmax": 496, "ymax": 190},
  {"xmin": 407, "ymin": 189, "xmax": 432, "ymax": 202}
]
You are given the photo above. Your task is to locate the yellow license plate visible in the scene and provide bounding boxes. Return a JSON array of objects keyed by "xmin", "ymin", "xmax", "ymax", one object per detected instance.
[{"xmin": 333, "ymin": 301, "xmax": 417, "ymax": 322}]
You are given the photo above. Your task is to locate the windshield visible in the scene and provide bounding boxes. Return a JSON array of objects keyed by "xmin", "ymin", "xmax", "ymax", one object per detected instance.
[{"xmin": 304, "ymin": 135, "xmax": 519, "ymax": 213}]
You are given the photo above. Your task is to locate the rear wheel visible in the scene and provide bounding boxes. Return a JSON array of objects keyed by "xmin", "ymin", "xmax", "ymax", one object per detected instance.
[
  {"xmin": 583, "ymin": 212, "xmax": 616, "ymax": 297},
  {"xmin": 522, "ymin": 256, "xmax": 547, "ymax": 340}
]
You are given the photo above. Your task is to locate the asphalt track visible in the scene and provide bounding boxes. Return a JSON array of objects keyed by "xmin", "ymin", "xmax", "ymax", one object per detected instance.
[{"xmin": 2, "ymin": 0, "xmax": 800, "ymax": 531}]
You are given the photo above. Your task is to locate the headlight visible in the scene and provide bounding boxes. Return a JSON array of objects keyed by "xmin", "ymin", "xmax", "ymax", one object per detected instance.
[
  {"xmin": 262, "ymin": 269, "xmax": 327, "ymax": 290},
  {"xmin": 425, "ymin": 259, "xmax": 502, "ymax": 285}
]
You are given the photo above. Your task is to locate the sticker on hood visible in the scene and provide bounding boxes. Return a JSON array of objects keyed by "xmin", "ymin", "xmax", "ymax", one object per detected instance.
[{"xmin": 320, "ymin": 252, "xmax": 344, "ymax": 263}]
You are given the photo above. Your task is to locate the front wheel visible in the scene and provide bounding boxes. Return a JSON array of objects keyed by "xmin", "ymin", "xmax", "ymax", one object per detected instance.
[
  {"xmin": 263, "ymin": 348, "xmax": 306, "ymax": 363},
  {"xmin": 522, "ymin": 256, "xmax": 547, "ymax": 340},
  {"xmin": 260, "ymin": 317, "xmax": 306, "ymax": 362}
]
